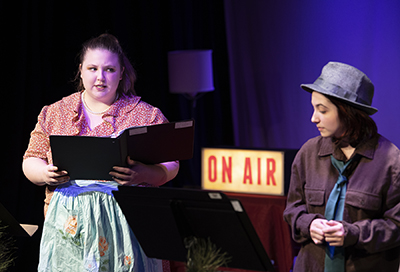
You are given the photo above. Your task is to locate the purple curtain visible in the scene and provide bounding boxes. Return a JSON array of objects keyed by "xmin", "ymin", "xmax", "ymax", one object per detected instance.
[{"xmin": 224, "ymin": 0, "xmax": 400, "ymax": 149}]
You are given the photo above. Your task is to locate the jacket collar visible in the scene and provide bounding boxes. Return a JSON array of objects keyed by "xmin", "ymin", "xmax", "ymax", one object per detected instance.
[{"xmin": 318, "ymin": 135, "xmax": 378, "ymax": 160}]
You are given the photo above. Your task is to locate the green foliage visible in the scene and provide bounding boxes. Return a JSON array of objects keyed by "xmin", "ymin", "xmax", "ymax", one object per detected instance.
[
  {"xmin": 0, "ymin": 221, "xmax": 16, "ymax": 272},
  {"xmin": 185, "ymin": 237, "xmax": 231, "ymax": 272},
  {"xmin": 59, "ymin": 229, "xmax": 82, "ymax": 246}
]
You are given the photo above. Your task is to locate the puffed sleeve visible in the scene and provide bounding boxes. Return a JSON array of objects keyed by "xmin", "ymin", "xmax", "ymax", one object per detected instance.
[{"xmin": 23, "ymin": 106, "xmax": 51, "ymax": 162}]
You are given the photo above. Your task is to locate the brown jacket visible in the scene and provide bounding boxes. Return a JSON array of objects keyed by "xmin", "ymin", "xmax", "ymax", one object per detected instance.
[{"xmin": 283, "ymin": 135, "xmax": 400, "ymax": 271}]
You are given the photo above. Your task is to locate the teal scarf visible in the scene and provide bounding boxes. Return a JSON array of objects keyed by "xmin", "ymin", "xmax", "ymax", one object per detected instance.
[{"xmin": 324, "ymin": 155, "xmax": 357, "ymax": 272}]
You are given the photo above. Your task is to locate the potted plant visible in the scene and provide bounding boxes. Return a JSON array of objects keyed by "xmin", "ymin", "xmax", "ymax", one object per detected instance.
[{"xmin": 185, "ymin": 237, "xmax": 231, "ymax": 272}]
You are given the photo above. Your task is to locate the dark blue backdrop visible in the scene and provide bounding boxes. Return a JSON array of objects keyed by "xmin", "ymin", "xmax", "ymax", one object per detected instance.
[{"xmin": 226, "ymin": 0, "xmax": 400, "ymax": 149}]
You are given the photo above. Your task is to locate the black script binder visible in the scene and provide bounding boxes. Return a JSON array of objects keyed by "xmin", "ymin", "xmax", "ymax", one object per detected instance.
[{"xmin": 50, "ymin": 120, "xmax": 194, "ymax": 180}]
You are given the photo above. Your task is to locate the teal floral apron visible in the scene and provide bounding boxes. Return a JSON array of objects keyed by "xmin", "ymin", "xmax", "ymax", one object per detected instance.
[{"xmin": 38, "ymin": 180, "xmax": 163, "ymax": 272}]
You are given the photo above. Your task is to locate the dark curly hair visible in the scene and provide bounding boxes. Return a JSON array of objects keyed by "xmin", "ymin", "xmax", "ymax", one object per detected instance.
[
  {"xmin": 329, "ymin": 96, "xmax": 378, "ymax": 147},
  {"xmin": 75, "ymin": 33, "xmax": 137, "ymax": 96}
]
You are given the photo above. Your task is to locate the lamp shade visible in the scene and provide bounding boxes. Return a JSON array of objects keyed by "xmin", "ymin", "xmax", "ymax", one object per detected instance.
[{"xmin": 168, "ymin": 50, "xmax": 214, "ymax": 95}]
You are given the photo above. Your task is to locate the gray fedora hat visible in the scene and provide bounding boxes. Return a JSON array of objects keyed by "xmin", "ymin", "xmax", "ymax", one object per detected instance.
[{"xmin": 301, "ymin": 61, "xmax": 378, "ymax": 115}]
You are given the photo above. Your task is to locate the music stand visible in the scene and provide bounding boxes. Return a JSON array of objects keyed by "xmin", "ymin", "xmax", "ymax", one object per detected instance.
[
  {"xmin": 113, "ymin": 186, "xmax": 275, "ymax": 271},
  {"xmin": 0, "ymin": 202, "xmax": 38, "ymax": 237}
]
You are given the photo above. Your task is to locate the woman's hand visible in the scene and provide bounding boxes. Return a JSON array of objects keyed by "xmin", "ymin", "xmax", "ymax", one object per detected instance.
[
  {"xmin": 110, "ymin": 157, "xmax": 167, "ymax": 186},
  {"xmin": 323, "ymin": 220, "xmax": 345, "ymax": 247},
  {"xmin": 43, "ymin": 164, "xmax": 70, "ymax": 186},
  {"xmin": 310, "ymin": 218, "xmax": 328, "ymax": 244},
  {"xmin": 310, "ymin": 219, "xmax": 345, "ymax": 246},
  {"xmin": 22, "ymin": 157, "xmax": 69, "ymax": 186}
]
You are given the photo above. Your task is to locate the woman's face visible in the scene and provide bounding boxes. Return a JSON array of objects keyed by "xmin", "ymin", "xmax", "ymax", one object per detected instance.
[
  {"xmin": 311, "ymin": 91, "xmax": 344, "ymax": 138},
  {"xmin": 80, "ymin": 48, "xmax": 124, "ymax": 103}
]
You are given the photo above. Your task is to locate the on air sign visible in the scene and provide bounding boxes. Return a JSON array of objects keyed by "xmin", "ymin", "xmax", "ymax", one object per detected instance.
[{"xmin": 201, "ymin": 148, "xmax": 297, "ymax": 196}]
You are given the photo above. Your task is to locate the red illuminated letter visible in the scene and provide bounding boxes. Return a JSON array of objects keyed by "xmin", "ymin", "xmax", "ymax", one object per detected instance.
[
  {"xmin": 243, "ymin": 157, "xmax": 252, "ymax": 184},
  {"xmin": 257, "ymin": 158, "xmax": 261, "ymax": 185},
  {"xmin": 208, "ymin": 156, "xmax": 217, "ymax": 182},
  {"xmin": 222, "ymin": 156, "xmax": 232, "ymax": 183},
  {"xmin": 266, "ymin": 158, "xmax": 276, "ymax": 185}
]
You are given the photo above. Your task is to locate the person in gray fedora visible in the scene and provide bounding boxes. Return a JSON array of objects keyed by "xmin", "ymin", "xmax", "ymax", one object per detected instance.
[{"xmin": 284, "ymin": 62, "xmax": 400, "ymax": 271}]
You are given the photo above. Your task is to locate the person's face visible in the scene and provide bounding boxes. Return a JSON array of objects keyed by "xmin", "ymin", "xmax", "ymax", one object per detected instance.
[
  {"xmin": 311, "ymin": 91, "xmax": 344, "ymax": 138},
  {"xmin": 80, "ymin": 48, "xmax": 124, "ymax": 102}
]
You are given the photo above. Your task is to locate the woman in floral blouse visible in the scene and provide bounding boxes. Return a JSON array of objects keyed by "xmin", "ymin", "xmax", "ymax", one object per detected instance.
[{"xmin": 23, "ymin": 33, "xmax": 178, "ymax": 272}]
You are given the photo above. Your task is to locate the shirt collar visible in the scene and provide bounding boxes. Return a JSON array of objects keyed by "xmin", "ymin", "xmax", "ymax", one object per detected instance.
[
  {"xmin": 104, "ymin": 94, "xmax": 141, "ymax": 117},
  {"xmin": 70, "ymin": 91, "xmax": 141, "ymax": 117}
]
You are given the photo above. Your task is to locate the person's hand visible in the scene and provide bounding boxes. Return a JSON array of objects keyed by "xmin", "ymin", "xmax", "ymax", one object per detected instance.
[
  {"xmin": 323, "ymin": 220, "xmax": 345, "ymax": 247},
  {"xmin": 43, "ymin": 164, "xmax": 69, "ymax": 186},
  {"xmin": 110, "ymin": 157, "xmax": 166, "ymax": 186},
  {"xmin": 310, "ymin": 218, "xmax": 328, "ymax": 244}
]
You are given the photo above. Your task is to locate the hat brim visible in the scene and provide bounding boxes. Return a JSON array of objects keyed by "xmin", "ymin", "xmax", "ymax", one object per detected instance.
[{"xmin": 301, "ymin": 83, "xmax": 378, "ymax": 115}]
